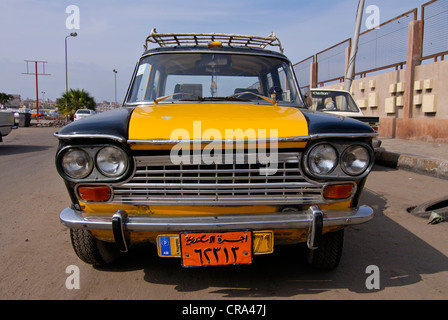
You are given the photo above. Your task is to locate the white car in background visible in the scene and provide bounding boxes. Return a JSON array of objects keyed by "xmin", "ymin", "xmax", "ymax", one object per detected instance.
[
  {"xmin": 74, "ymin": 109, "xmax": 96, "ymax": 121},
  {"xmin": 309, "ymin": 89, "xmax": 380, "ymax": 132},
  {"xmin": 309, "ymin": 88, "xmax": 381, "ymax": 148}
]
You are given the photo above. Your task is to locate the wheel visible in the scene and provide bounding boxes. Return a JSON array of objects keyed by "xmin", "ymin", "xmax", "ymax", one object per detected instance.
[
  {"xmin": 306, "ymin": 229, "xmax": 344, "ymax": 270},
  {"xmin": 70, "ymin": 228, "xmax": 122, "ymax": 266}
]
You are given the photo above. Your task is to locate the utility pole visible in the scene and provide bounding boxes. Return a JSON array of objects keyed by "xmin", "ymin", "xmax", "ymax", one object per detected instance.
[
  {"xmin": 113, "ymin": 69, "xmax": 118, "ymax": 108},
  {"xmin": 22, "ymin": 60, "xmax": 51, "ymax": 122},
  {"xmin": 345, "ymin": 0, "xmax": 365, "ymax": 92}
]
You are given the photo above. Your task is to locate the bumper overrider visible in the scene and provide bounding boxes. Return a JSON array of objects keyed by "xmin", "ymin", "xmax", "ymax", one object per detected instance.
[{"xmin": 60, "ymin": 205, "xmax": 374, "ymax": 252}]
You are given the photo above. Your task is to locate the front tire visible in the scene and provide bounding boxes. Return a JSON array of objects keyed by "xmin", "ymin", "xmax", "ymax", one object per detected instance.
[
  {"xmin": 70, "ymin": 228, "xmax": 122, "ymax": 266},
  {"xmin": 306, "ymin": 229, "xmax": 344, "ymax": 270}
]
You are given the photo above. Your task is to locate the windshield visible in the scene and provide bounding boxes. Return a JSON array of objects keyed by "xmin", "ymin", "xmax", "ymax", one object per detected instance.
[
  {"xmin": 126, "ymin": 52, "xmax": 303, "ymax": 106},
  {"xmin": 310, "ymin": 90, "xmax": 359, "ymax": 113},
  {"xmin": 76, "ymin": 110, "xmax": 93, "ymax": 114}
]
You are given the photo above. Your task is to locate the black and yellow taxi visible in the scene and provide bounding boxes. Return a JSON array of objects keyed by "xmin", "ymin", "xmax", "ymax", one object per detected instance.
[{"xmin": 55, "ymin": 29, "xmax": 376, "ymax": 269}]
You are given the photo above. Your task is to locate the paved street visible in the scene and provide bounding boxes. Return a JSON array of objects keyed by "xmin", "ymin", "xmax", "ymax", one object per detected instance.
[{"xmin": 1, "ymin": 127, "xmax": 448, "ymax": 300}]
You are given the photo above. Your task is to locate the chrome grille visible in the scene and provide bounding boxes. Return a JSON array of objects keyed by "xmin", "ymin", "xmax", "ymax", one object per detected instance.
[{"xmin": 111, "ymin": 152, "xmax": 324, "ymax": 205}]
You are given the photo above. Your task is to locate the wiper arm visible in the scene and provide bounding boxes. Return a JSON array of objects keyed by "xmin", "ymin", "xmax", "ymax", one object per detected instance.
[
  {"xmin": 199, "ymin": 96, "xmax": 247, "ymax": 102},
  {"xmin": 153, "ymin": 93, "xmax": 201, "ymax": 105},
  {"xmin": 153, "ymin": 92, "xmax": 279, "ymax": 106},
  {"xmin": 229, "ymin": 92, "xmax": 278, "ymax": 106}
]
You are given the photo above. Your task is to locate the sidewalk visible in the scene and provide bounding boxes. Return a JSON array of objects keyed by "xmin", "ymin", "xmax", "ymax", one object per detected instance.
[{"xmin": 375, "ymin": 138, "xmax": 448, "ymax": 180}]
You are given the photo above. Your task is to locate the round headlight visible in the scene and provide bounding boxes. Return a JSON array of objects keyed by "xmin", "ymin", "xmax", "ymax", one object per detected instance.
[
  {"xmin": 307, "ymin": 144, "xmax": 338, "ymax": 175},
  {"xmin": 61, "ymin": 148, "xmax": 93, "ymax": 179},
  {"xmin": 341, "ymin": 145, "xmax": 370, "ymax": 176},
  {"xmin": 96, "ymin": 146, "xmax": 128, "ymax": 178}
]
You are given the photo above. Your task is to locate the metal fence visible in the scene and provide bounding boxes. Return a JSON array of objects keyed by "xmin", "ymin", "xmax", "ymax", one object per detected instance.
[
  {"xmin": 294, "ymin": 0, "xmax": 447, "ymax": 89},
  {"xmin": 355, "ymin": 9, "xmax": 417, "ymax": 77},
  {"xmin": 316, "ymin": 39, "xmax": 351, "ymax": 86},
  {"xmin": 422, "ymin": 0, "xmax": 448, "ymax": 60},
  {"xmin": 293, "ymin": 55, "xmax": 313, "ymax": 93}
]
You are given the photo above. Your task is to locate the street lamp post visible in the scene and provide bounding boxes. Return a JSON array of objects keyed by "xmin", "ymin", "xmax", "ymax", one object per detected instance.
[
  {"xmin": 113, "ymin": 69, "xmax": 117, "ymax": 108},
  {"xmin": 65, "ymin": 32, "xmax": 77, "ymax": 106},
  {"xmin": 345, "ymin": 0, "xmax": 365, "ymax": 91}
]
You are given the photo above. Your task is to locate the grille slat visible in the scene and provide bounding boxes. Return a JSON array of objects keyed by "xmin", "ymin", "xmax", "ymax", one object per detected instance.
[
  {"xmin": 130, "ymin": 175, "xmax": 305, "ymax": 181},
  {"xmin": 110, "ymin": 152, "xmax": 324, "ymax": 205}
]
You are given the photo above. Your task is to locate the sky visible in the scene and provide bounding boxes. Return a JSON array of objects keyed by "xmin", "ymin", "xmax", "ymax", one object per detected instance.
[{"xmin": 0, "ymin": 0, "xmax": 429, "ymax": 104}]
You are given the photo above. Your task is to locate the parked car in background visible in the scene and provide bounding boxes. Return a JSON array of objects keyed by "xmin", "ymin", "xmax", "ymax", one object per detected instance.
[
  {"xmin": 47, "ymin": 110, "xmax": 61, "ymax": 118},
  {"xmin": 309, "ymin": 88, "xmax": 381, "ymax": 148},
  {"xmin": 31, "ymin": 110, "xmax": 46, "ymax": 119},
  {"xmin": 309, "ymin": 89, "xmax": 380, "ymax": 132},
  {"xmin": 74, "ymin": 109, "xmax": 96, "ymax": 121},
  {"xmin": 0, "ymin": 110, "xmax": 14, "ymax": 142}
]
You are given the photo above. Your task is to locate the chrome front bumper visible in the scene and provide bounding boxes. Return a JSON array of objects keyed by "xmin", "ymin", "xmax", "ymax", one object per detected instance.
[
  {"xmin": 60, "ymin": 205, "xmax": 373, "ymax": 232},
  {"xmin": 60, "ymin": 205, "xmax": 374, "ymax": 251}
]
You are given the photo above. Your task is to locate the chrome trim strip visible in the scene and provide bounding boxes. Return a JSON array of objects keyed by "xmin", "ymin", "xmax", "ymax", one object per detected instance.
[
  {"xmin": 127, "ymin": 136, "xmax": 308, "ymax": 145},
  {"xmin": 59, "ymin": 205, "xmax": 374, "ymax": 232},
  {"xmin": 54, "ymin": 132, "xmax": 126, "ymax": 143},
  {"xmin": 127, "ymin": 132, "xmax": 377, "ymax": 145},
  {"xmin": 309, "ymin": 133, "xmax": 379, "ymax": 140}
]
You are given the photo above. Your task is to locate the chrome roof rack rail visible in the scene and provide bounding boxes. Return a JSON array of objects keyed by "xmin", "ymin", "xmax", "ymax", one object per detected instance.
[{"xmin": 145, "ymin": 28, "xmax": 284, "ymax": 53}]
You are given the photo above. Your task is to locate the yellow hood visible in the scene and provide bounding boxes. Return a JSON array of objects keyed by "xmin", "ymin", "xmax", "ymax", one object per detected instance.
[{"xmin": 128, "ymin": 103, "xmax": 308, "ymax": 149}]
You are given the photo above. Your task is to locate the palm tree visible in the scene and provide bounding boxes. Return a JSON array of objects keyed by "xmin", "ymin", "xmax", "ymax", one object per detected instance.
[
  {"xmin": 56, "ymin": 89, "xmax": 96, "ymax": 118},
  {"xmin": 0, "ymin": 93, "xmax": 14, "ymax": 107}
]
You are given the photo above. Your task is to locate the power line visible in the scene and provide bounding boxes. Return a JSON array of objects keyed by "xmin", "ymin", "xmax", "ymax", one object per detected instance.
[{"xmin": 22, "ymin": 60, "xmax": 51, "ymax": 122}]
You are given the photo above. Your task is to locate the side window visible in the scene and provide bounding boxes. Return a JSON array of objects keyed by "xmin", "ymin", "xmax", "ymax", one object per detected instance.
[{"xmin": 129, "ymin": 63, "xmax": 152, "ymax": 102}]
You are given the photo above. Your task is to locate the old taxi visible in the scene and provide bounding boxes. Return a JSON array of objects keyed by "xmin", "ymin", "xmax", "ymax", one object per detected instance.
[{"xmin": 55, "ymin": 30, "xmax": 376, "ymax": 269}]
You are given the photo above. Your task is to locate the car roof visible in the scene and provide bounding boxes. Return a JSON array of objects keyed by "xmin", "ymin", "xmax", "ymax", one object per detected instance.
[{"xmin": 310, "ymin": 88, "xmax": 351, "ymax": 94}]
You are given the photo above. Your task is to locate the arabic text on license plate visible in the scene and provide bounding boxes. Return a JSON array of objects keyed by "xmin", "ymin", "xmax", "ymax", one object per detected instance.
[{"xmin": 180, "ymin": 231, "xmax": 252, "ymax": 267}]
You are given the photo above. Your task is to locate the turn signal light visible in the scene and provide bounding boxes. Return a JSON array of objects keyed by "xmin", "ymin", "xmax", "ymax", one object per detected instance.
[
  {"xmin": 323, "ymin": 184, "xmax": 354, "ymax": 200},
  {"xmin": 208, "ymin": 41, "xmax": 222, "ymax": 48},
  {"xmin": 78, "ymin": 186, "xmax": 111, "ymax": 202}
]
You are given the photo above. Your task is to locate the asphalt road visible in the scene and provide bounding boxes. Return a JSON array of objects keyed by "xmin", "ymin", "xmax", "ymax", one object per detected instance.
[{"xmin": 1, "ymin": 127, "xmax": 448, "ymax": 301}]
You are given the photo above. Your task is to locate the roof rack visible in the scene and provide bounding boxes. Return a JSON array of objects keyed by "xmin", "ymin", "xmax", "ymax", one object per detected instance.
[{"xmin": 145, "ymin": 28, "xmax": 284, "ymax": 53}]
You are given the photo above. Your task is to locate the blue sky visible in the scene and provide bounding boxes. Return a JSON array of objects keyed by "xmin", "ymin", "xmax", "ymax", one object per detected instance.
[{"xmin": 0, "ymin": 0, "xmax": 428, "ymax": 103}]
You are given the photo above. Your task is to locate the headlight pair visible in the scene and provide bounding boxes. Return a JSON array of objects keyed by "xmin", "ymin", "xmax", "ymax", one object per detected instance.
[
  {"xmin": 305, "ymin": 142, "xmax": 373, "ymax": 179},
  {"xmin": 59, "ymin": 146, "xmax": 129, "ymax": 181}
]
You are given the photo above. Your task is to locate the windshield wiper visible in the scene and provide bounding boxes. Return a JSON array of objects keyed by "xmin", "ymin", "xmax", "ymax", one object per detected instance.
[
  {"xmin": 229, "ymin": 91, "xmax": 278, "ymax": 106},
  {"xmin": 199, "ymin": 96, "xmax": 247, "ymax": 102},
  {"xmin": 153, "ymin": 92, "xmax": 279, "ymax": 106},
  {"xmin": 200, "ymin": 93, "xmax": 278, "ymax": 105},
  {"xmin": 153, "ymin": 93, "xmax": 201, "ymax": 105}
]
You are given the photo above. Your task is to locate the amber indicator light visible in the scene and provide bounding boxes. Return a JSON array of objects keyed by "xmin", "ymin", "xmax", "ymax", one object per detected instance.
[
  {"xmin": 78, "ymin": 186, "xmax": 111, "ymax": 202},
  {"xmin": 323, "ymin": 184, "xmax": 354, "ymax": 200}
]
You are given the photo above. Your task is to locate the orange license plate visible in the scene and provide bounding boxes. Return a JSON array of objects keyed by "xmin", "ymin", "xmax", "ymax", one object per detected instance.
[{"xmin": 180, "ymin": 231, "xmax": 252, "ymax": 267}]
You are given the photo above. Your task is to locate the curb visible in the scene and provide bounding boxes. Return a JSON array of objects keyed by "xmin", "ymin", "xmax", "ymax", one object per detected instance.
[{"xmin": 375, "ymin": 148, "xmax": 448, "ymax": 180}]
